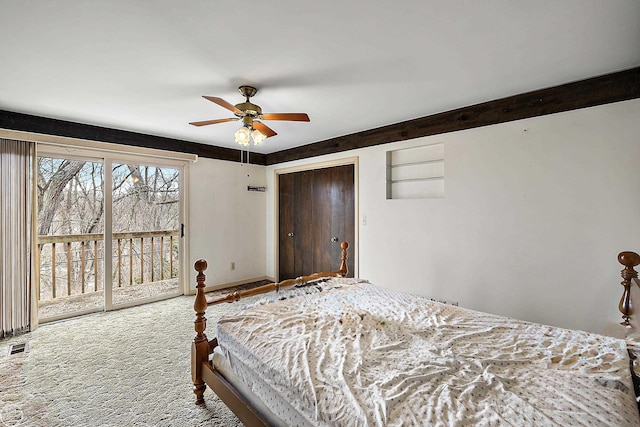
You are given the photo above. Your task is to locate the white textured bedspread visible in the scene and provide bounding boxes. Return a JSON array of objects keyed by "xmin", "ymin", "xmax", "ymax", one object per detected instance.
[{"xmin": 216, "ymin": 279, "xmax": 640, "ymax": 426}]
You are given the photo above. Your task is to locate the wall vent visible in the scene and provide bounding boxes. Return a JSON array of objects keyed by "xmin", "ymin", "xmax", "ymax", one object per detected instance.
[{"xmin": 8, "ymin": 342, "xmax": 27, "ymax": 355}]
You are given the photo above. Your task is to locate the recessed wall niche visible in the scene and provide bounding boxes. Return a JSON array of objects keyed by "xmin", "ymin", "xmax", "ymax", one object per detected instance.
[{"xmin": 386, "ymin": 143, "xmax": 444, "ymax": 199}]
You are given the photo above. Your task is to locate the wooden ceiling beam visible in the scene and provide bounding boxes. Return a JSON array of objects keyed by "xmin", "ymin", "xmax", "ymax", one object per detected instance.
[
  {"xmin": 0, "ymin": 110, "xmax": 266, "ymax": 165},
  {"xmin": 265, "ymin": 67, "xmax": 640, "ymax": 165}
]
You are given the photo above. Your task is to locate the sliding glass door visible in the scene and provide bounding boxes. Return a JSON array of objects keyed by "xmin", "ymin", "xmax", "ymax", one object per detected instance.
[
  {"xmin": 110, "ymin": 162, "xmax": 181, "ymax": 307},
  {"xmin": 36, "ymin": 156, "xmax": 105, "ymax": 320},
  {"xmin": 36, "ymin": 150, "xmax": 184, "ymax": 322}
]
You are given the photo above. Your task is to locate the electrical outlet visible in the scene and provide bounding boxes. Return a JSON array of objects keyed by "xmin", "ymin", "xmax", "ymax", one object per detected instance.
[{"xmin": 230, "ymin": 262, "xmax": 235, "ymax": 271}]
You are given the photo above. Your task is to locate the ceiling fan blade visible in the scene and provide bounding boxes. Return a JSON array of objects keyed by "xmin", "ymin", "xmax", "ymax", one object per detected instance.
[
  {"xmin": 189, "ymin": 118, "xmax": 239, "ymax": 127},
  {"xmin": 253, "ymin": 121, "xmax": 278, "ymax": 138},
  {"xmin": 202, "ymin": 96, "xmax": 244, "ymax": 115},
  {"xmin": 260, "ymin": 113, "xmax": 310, "ymax": 122}
]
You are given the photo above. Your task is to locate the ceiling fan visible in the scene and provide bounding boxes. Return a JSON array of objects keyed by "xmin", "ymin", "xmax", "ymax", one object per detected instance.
[{"xmin": 189, "ymin": 85, "xmax": 310, "ymax": 146}]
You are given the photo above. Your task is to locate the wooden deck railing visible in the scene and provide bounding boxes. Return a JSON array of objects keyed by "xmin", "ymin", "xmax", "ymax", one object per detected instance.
[{"xmin": 37, "ymin": 230, "xmax": 179, "ymax": 301}]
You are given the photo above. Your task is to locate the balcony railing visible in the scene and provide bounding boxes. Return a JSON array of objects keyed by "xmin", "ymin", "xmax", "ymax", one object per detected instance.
[{"xmin": 37, "ymin": 230, "xmax": 179, "ymax": 302}]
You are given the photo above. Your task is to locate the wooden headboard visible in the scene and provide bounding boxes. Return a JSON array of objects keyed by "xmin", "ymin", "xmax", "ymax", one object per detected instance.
[{"xmin": 618, "ymin": 251, "xmax": 640, "ymax": 335}]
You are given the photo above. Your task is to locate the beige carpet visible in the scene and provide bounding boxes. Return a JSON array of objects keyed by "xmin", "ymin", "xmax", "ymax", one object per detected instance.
[{"xmin": 0, "ymin": 295, "xmax": 247, "ymax": 427}]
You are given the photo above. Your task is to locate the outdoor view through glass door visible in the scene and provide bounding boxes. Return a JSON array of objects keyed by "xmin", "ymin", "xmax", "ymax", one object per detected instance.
[
  {"xmin": 111, "ymin": 163, "xmax": 181, "ymax": 307},
  {"xmin": 37, "ymin": 156, "xmax": 105, "ymax": 320},
  {"xmin": 36, "ymin": 154, "xmax": 182, "ymax": 321}
]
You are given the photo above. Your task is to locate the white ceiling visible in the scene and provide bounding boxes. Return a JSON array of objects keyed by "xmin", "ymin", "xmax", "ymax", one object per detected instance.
[{"xmin": 1, "ymin": 1, "xmax": 638, "ymax": 155}]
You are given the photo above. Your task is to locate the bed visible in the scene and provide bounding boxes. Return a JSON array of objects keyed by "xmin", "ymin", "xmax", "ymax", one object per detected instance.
[{"xmin": 192, "ymin": 244, "xmax": 640, "ymax": 426}]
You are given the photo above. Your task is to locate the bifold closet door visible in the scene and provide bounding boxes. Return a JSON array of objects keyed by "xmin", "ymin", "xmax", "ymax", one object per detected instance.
[
  {"xmin": 332, "ymin": 164, "xmax": 355, "ymax": 276},
  {"xmin": 279, "ymin": 170, "xmax": 315, "ymax": 280},
  {"xmin": 311, "ymin": 165, "xmax": 354, "ymax": 274},
  {"xmin": 278, "ymin": 164, "xmax": 354, "ymax": 280}
]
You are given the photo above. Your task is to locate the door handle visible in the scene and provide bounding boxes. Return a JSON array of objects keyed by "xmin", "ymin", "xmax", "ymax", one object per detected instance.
[
  {"xmin": 288, "ymin": 232, "xmax": 295, "ymax": 237},
  {"xmin": 331, "ymin": 237, "xmax": 338, "ymax": 242}
]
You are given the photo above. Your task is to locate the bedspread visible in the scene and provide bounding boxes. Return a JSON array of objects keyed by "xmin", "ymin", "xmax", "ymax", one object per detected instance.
[{"xmin": 216, "ymin": 279, "xmax": 640, "ymax": 426}]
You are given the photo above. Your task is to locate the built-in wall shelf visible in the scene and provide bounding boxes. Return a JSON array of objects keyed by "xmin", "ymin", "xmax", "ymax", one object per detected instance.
[
  {"xmin": 388, "ymin": 176, "xmax": 444, "ymax": 183},
  {"xmin": 386, "ymin": 143, "xmax": 444, "ymax": 199}
]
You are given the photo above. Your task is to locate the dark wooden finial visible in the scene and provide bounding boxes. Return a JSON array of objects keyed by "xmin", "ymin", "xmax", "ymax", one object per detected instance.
[
  {"xmin": 194, "ymin": 259, "xmax": 208, "ymax": 273},
  {"xmin": 618, "ymin": 251, "xmax": 640, "ymax": 326},
  {"xmin": 619, "ymin": 252, "xmax": 640, "ymax": 272}
]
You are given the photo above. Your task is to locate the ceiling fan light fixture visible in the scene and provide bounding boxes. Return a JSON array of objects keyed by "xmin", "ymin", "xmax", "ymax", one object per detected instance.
[
  {"xmin": 235, "ymin": 126, "xmax": 251, "ymax": 145},
  {"xmin": 191, "ymin": 85, "xmax": 309, "ymax": 147},
  {"xmin": 251, "ymin": 128, "xmax": 267, "ymax": 145}
]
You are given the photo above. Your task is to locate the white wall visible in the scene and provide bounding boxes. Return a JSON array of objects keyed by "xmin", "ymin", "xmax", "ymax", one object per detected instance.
[
  {"xmin": 265, "ymin": 99, "xmax": 640, "ymax": 337},
  {"xmin": 188, "ymin": 157, "xmax": 267, "ymax": 291}
]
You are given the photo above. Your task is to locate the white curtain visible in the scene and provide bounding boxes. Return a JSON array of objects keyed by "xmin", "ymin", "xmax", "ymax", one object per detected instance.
[{"xmin": 0, "ymin": 138, "xmax": 34, "ymax": 338}]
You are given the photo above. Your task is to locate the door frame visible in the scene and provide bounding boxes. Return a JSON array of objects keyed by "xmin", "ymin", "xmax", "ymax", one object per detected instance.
[{"xmin": 273, "ymin": 157, "xmax": 359, "ymax": 280}]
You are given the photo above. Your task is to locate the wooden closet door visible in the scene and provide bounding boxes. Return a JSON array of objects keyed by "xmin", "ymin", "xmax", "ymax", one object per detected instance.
[
  {"xmin": 278, "ymin": 164, "xmax": 354, "ymax": 280},
  {"xmin": 278, "ymin": 172, "xmax": 296, "ymax": 280},
  {"xmin": 279, "ymin": 170, "xmax": 314, "ymax": 280},
  {"xmin": 329, "ymin": 164, "xmax": 355, "ymax": 276},
  {"xmin": 312, "ymin": 165, "xmax": 354, "ymax": 275},
  {"xmin": 297, "ymin": 171, "xmax": 315, "ymax": 275},
  {"xmin": 312, "ymin": 167, "xmax": 334, "ymax": 273}
]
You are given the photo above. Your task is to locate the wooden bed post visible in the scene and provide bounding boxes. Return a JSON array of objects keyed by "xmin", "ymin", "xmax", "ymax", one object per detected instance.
[
  {"xmin": 339, "ymin": 241, "xmax": 349, "ymax": 276},
  {"xmin": 192, "ymin": 259, "xmax": 209, "ymax": 405},
  {"xmin": 618, "ymin": 251, "xmax": 640, "ymax": 326}
]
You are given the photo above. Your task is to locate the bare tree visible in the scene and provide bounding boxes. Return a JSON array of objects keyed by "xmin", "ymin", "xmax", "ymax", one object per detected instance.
[{"xmin": 37, "ymin": 158, "xmax": 86, "ymax": 235}]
